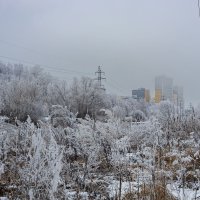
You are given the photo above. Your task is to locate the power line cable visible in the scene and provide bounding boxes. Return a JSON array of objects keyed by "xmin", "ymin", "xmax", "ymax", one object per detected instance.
[
  {"xmin": 109, "ymin": 77, "xmax": 127, "ymax": 91},
  {"xmin": 0, "ymin": 40, "xmax": 131, "ymax": 95},
  {"xmin": 0, "ymin": 54, "xmax": 131, "ymax": 97},
  {"xmin": 0, "ymin": 39, "xmax": 69, "ymax": 62},
  {"xmin": 0, "ymin": 55, "xmax": 92, "ymax": 76},
  {"xmin": 0, "ymin": 39, "xmax": 93, "ymax": 75},
  {"xmin": 106, "ymin": 79, "xmax": 127, "ymax": 95}
]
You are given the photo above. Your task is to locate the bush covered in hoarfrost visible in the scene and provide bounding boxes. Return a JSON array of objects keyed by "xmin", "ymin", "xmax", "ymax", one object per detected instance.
[
  {"xmin": 1, "ymin": 62, "xmax": 200, "ymax": 199},
  {"xmin": 1, "ymin": 112, "xmax": 200, "ymax": 199}
]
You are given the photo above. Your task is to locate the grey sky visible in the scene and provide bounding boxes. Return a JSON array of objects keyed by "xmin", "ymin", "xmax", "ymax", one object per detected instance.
[{"xmin": 0, "ymin": 0, "xmax": 200, "ymax": 105}]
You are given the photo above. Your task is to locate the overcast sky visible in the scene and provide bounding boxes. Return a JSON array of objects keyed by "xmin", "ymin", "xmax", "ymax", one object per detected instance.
[{"xmin": 0, "ymin": 0, "xmax": 200, "ymax": 106}]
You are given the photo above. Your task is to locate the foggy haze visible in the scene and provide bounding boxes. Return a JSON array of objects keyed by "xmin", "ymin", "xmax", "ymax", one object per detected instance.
[{"xmin": 0, "ymin": 0, "xmax": 200, "ymax": 106}]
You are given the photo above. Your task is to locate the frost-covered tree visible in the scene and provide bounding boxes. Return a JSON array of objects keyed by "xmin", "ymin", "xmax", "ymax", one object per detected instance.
[
  {"xmin": 68, "ymin": 77, "xmax": 108, "ymax": 119},
  {"xmin": 158, "ymin": 100, "xmax": 176, "ymax": 129},
  {"xmin": 47, "ymin": 80, "xmax": 70, "ymax": 107},
  {"xmin": 1, "ymin": 66, "xmax": 51, "ymax": 123},
  {"xmin": 132, "ymin": 110, "xmax": 146, "ymax": 122}
]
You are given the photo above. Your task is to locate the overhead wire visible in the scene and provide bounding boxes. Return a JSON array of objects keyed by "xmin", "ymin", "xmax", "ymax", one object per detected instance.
[
  {"xmin": 0, "ymin": 39, "xmax": 92, "ymax": 76},
  {"xmin": 0, "ymin": 55, "xmax": 92, "ymax": 76},
  {"xmin": 109, "ymin": 77, "xmax": 127, "ymax": 91},
  {"xmin": 0, "ymin": 54, "xmax": 130, "ymax": 95},
  {"xmin": 0, "ymin": 39, "xmax": 70, "ymax": 64},
  {"xmin": 106, "ymin": 79, "xmax": 127, "ymax": 95},
  {"xmin": 0, "ymin": 39, "xmax": 129, "ymax": 95}
]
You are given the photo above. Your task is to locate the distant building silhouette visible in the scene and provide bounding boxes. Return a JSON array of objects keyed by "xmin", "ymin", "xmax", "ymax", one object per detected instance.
[
  {"xmin": 155, "ymin": 75, "xmax": 173, "ymax": 103},
  {"xmin": 155, "ymin": 75, "xmax": 184, "ymax": 112},
  {"xmin": 132, "ymin": 88, "xmax": 150, "ymax": 103},
  {"xmin": 173, "ymin": 86, "xmax": 184, "ymax": 114}
]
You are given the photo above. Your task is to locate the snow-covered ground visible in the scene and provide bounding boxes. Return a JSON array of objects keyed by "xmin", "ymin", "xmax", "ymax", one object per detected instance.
[{"xmin": 168, "ymin": 184, "xmax": 200, "ymax": 200}]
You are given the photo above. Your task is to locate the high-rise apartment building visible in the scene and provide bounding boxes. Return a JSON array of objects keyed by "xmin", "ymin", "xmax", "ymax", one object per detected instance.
[
  {"xmin": 155, "ymin": 75, "xmax": 173, "ymax": 103},
  {"xmin": 173, "ymin": 86, "xmax": 184, "ymax": 112},
  {"xmin": 155, "ymin": 76, "xmax": 184, "ymax": 111},
  {"xmin": 145, "ymin": 89, "xmax": 150, "ymax": 103}
]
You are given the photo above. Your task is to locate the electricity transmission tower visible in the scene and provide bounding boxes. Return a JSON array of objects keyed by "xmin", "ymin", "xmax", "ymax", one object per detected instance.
[{"xmin": 95, "ymin": 66, "xmax": 106, "ymax": 91}]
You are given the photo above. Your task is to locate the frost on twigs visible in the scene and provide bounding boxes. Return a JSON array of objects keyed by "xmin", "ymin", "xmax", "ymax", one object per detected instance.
[
  {"xmin": 0, "ymin": 62, "xmax": 200, "ymax": 199},
  {"xmin": 50, "ymin": 105, "xmax": 76, "ymax": 128}
]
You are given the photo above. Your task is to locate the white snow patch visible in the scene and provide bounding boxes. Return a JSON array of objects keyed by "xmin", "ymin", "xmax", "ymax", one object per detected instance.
[
  {"xmin": 65, "ymin": 191, "xmax": 88, "ymax": 200},
  {"xmin": 108, "ymin": 180, "xmax": 137, "ymax": 198},
  {"xmin": 194, "ymin": 150, "xmax": 199, "ymax": 158},
  {"xmin": 167, "ymin": 184, "xmax": 200, "ymax": 200},
  {"xmin": 0, "ymin": 162, "xmax": 4, "ymax": 176},
  {"xmin": 181, "ymin": 156, "xmax": 193, "ymax": 164},
  {"xmin": 172, "ymin": 159, "xmax": 179, "ymax": 166}
]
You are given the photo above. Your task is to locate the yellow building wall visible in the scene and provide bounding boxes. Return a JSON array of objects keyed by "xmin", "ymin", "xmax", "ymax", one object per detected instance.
[
  {"xmin": 155, "ymin": 89, "xmax": 161, "ymax": 103},
  {"xmin": 145, "ymin": 89, "xmax": 150, "ymax": 103}
]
